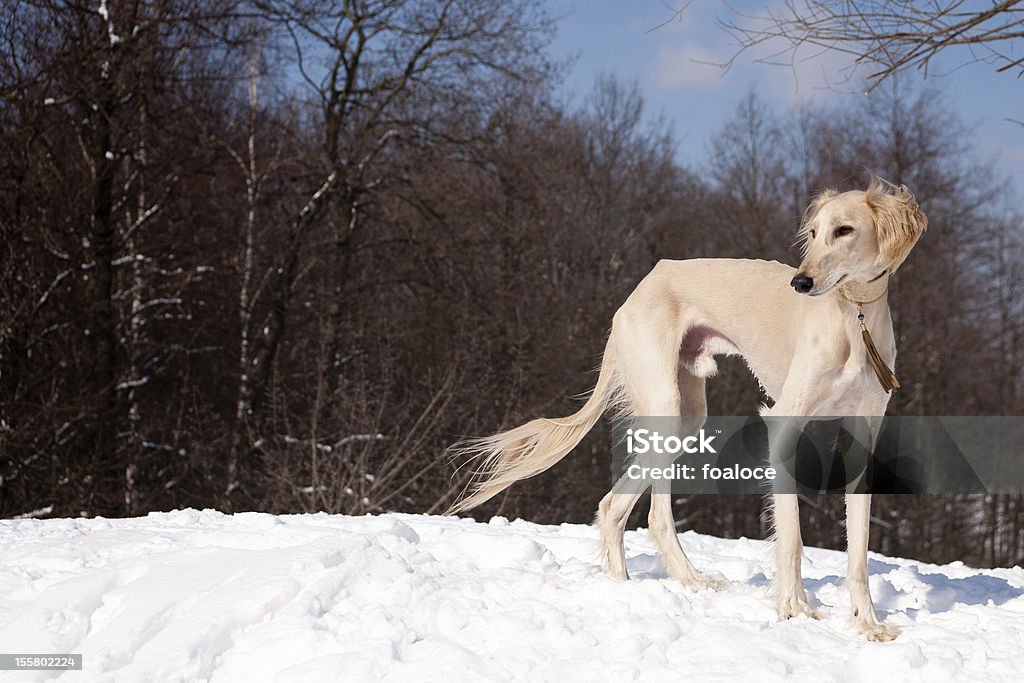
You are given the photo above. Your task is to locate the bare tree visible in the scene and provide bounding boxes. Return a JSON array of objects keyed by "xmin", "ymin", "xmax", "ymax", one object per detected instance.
[
  {"xmin": 706, "ymin": 90, "xmax": 791, "ymax": 259},
  {"xmin": 225, "ymin": 0, "xmax": 555, "ymax": 498},
  {"xmin": 712, "ymin": 0, "xmax": 1024, "ymax": 90}
]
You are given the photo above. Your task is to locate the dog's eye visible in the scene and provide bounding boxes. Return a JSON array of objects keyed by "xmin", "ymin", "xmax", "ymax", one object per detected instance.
[{"xmin": 834, "ymin": 225, "xmax": 854, "ymax": 237}]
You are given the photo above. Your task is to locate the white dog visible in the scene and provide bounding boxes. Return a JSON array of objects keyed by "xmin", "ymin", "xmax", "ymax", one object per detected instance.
[{"xmin": 448, "ymin": 176, "xmax": 927, "ymax": 641}]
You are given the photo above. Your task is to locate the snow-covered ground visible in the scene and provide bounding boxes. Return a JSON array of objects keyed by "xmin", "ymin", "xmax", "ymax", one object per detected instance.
[{"xmin": 0, "ymin": 510, "xmax": 1022, "ymax": 682}]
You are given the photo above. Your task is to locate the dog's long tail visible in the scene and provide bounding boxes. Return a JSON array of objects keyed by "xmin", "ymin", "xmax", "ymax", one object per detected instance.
[{"xmin": 445, "ymin": 336, "xmax": 624, "ymax": 515}]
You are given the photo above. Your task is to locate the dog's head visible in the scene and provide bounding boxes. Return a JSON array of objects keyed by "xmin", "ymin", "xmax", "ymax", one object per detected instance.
[{"xmin": 791, "ymin": 175, "xmax": 927, "ymax": 296}]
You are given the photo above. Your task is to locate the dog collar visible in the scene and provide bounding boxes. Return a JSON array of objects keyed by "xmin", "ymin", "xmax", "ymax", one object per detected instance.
[
  {"xmin": 837, "ymin": 270, "xmax": 889, "ymax": 306},
  {"xmin": 835, "ymin": 270, "xmax": 899, "ymax": 392}
]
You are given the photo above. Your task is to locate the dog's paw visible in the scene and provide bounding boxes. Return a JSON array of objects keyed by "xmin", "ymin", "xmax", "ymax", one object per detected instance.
[
  {"xmin": 603, "ymin": 561, "xmax": 630, "ymax": 581},
  {"xmin": 777, "ymin": 595, "xmax": 820, "ymax": 620},
  {"xmin": 604, "ymin": 565, "xmax": 630, "ymax": 581},
  {"xmin": 600, "ymin": 549, "xmax": 631, "ymax": 581},
  {"xmin": 694, "ymin": 571, "xmax": 728, "ymax": 592},
  {"xmin": 677, "ymin": 572, "xmax": 727, "ymax": 591},
  {"xmin": 856, "ymin": 620, "xmax": 901, "ymax": 642},
  {"xmin": 698, "ymin": 576, "xmax": 729, "ymax": 592}
]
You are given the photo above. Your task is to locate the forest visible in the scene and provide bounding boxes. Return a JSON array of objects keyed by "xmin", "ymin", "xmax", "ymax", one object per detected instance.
[{"xmin": 1, "ymin": 0, "xmax": 1022, "ymax": 568}]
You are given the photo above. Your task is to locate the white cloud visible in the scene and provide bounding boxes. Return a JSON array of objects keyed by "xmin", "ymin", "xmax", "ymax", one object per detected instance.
[
  {"xmin": 648, "ymin": 7, "xmax": 866, "ymax": 103},
  {"xmin": 655, "ymin": 43, "xmax": 728, "ymax": 89}
]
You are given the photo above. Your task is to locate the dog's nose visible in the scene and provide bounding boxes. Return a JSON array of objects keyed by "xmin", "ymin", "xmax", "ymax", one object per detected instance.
[{"xmin": 790, "ymin": 274, "xmax": 814, "ymax": 293}]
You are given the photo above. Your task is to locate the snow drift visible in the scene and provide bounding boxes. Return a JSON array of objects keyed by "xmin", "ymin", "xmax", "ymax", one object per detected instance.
[{"xmin": 1, "ymin": 510, "xmax": 1022, "ymax": 681}]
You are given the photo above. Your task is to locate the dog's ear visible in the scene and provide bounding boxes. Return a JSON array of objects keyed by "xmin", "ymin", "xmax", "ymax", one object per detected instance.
[{"xmin": 866, "ymin": 176, "xmax": 927, "ymax": 271}]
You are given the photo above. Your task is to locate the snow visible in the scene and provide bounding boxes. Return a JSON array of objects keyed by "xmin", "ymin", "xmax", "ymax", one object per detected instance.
[
  {"xmin": 96, "ymin": 0, "xmax": 122, "ymax": 46},
  {"xmin": 1, "ymin": 510, "xmax": 1022, "ymax": 681}
]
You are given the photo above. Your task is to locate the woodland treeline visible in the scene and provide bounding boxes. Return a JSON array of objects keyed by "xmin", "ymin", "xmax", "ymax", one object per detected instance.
[{"xmin": 1, "ymin": 1, "xmax": 1022, "ymax": 567}]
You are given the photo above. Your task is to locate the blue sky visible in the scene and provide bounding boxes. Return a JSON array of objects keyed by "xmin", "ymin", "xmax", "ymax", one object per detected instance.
[{"xmin": 547, "ymin": 1, "xmax": 1024, "ymax": 194}]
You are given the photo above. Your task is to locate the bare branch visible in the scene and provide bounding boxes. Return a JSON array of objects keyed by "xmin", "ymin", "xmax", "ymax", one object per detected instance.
[{"xmin": 708, "ymin": 0, "xmax": 1024, "ymax": 89}]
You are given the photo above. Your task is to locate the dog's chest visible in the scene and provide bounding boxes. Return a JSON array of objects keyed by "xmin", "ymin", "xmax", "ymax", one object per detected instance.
[{"xmin": 830, "ymin": 348, "xmax": 890, "ymax": 413}]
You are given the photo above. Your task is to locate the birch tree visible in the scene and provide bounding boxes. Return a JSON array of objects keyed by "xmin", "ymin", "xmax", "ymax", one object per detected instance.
[{"xmin": 0, "ymin": 0, "xmax": 250, "ymax": 514}]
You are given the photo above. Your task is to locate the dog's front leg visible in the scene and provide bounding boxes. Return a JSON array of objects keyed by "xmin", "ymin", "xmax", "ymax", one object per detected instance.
[
  {"xmin": 772, "ymin": 493, "xmax": 817, "ymax": 619},
  {"xmin": 846, "ymin": 493, "xmax": 900, "ymax": 641},
  {"xmin": 765, "ymin": 415, "xmax": 817, "ymax": 619}
]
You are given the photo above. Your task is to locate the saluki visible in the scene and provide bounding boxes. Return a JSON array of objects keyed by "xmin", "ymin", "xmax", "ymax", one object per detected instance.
[{"xmin": 448, "ymin": 176, "xmax": 927, "ymax": 641}]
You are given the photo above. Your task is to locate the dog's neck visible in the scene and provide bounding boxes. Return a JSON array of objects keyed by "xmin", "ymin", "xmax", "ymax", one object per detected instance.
[{"xmin": 837, "ymin": 271, "xmax": 889, "ymax": 306}]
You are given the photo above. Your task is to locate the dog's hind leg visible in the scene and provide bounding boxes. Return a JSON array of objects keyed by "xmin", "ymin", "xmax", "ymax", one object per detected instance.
[
  {"xmin": 647, "ymin": 492, "xmax": 701, "ymax": 585},
  {"xmin": 597, "ymin": 479, "xmax": 644, "ymax": 580},
  {"xmin": 646, "ymin": 371, "xmax": 710, "ymax": 587},
  {"xmin": 597, "ymin": 297, "xmax": 686, "ymax": 581}
]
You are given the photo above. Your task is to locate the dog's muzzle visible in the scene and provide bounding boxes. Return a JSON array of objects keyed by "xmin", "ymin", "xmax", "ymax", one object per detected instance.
[{"xmin": 790, "ymin": 274, "xmax": 814, "ymax": 294}]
